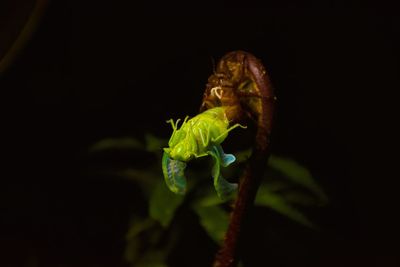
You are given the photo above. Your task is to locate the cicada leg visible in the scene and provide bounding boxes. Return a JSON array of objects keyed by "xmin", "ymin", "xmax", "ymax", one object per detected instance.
[
  {"xmin": 166, "ymin": 118, "xmax": 180, "ymax": 146},
  {"xmin": 212, "ymin": 123, "xmax": 247, "ymax": 144}
]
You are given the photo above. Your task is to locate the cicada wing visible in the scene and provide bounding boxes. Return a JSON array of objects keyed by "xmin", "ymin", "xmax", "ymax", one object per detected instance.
[
  {"xmin": 212, "ymin": 145, "xmax": 236, "ymax": 167},
  {"xmin": 162, "ymin": 152, "xmax": 187, "ymax": 194},
  {"xmin": 214, "ymin": 174, "xmax": 238, "ymax": 200},
  {"xmin": 209, "ymin": 147, "xmax": 238, "ymax": 200}
]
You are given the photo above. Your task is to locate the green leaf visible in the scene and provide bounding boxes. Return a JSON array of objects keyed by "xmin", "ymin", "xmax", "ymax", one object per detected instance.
[
  {"xmin": 137, "ymin": 263, "xmax": 167, "ymax": 267},
  {"xmin": 283, "ymin": 191, "xmax": 321, "ymax": 206},
  {"xmin": 124, "ymin": 237, "xmax": 141, "ymax": 264},
  {"xmin": 193, "ymin": 205, "xmax": 229, "ymax": 244},
  {"xmin": 255, "ymin": 184, "xmax": 316, "ymax": 228},
  {"xmin": 194, "ymin": 189, "xmax": 227, "ymax": 207},
  {"xmin": 102, "ymin": 168, "xmax": 159, "ymax": 196},
  {"xmin": 124, "ymin": 217, "xmax": 159, "ymax": 264},
  {"xmin": 145, "ymin": 133, "xmax": 168, "ymax": 153},
  {"xmin": 267, "ymin": 155, "xmax": 328, "ymax": 203},
  {"xmin": 89, "ymin": 137, "xmax": 144, "ymax": 152},
  {"xmin": 134, "ymin": 250, "xmax": 168, "ymax": 267},
  {"xmin": 126, "ymin": 246, "xmax": 168, "ymax": 267},
  {"xmin": 233, "ymin": 148, "xmax": 252, "ymax": 163},
  {"xmin": 125, "ymin": 217, "xmax": 156, "ymax": 240},
  {"xmin": 149, "ymin": 181, "xmax": 184, "ymax": 228}
]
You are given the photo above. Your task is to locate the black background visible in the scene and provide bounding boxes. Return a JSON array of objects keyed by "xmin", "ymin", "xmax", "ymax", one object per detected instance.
[{"xmin": 1, "ymin": 1, "xmax": 399, "ymax": 266}]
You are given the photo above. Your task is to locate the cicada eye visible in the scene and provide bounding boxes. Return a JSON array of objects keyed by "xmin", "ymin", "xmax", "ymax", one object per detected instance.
[{"xmin": 170, "ymin": 143, "xmax": 192, "ymax": 162}]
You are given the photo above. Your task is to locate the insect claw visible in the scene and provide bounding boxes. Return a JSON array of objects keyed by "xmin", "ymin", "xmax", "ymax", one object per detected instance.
[
  {"xmin": 166, "ymin": 118, "xmax": 176, "ymax": 129},
  {"xmin": 194, "ymin": 152, "xmax": 208, "ymax": 158},
  {"xmin": 175, "ymin": 118, "xmax": 181, "ymax": 129},
  {"xmin": 184, "ymin": 115, "xmax": 190, "ymax": 122}
]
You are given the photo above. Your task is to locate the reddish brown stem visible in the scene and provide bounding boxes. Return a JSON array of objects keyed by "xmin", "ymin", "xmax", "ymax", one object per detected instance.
[{"xmin": 201, "ymin": 51, "xmax": 275, "ymax": 267}]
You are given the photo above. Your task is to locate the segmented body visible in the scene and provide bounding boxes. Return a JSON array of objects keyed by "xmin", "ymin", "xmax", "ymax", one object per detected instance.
[
  {"xmin": 162, "ymin": 107, "xmax": 243, "ymax": 198},
  {"xmin": 164, "ymin": 107, "xmax": 241, "ymax": 162},
  {"xmin": 201, "ymin": 51, "xmax": 275, "ymax": 144}
]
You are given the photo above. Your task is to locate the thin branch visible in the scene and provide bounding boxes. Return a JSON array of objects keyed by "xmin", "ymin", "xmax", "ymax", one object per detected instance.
[{"xmin": 201, "ymin": 51, "xmax": 275, "ymax": 267}]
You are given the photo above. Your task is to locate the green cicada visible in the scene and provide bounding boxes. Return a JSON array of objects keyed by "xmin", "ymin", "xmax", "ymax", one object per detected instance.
[{"xmin": 162, "ymin": 107, "xmax": 245, "ymax": 199}]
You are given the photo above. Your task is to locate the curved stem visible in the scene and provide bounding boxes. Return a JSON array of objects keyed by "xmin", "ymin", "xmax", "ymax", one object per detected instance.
[{"xmin": 202, "ymin": 51, "xmax": 275, "ymax": 267}]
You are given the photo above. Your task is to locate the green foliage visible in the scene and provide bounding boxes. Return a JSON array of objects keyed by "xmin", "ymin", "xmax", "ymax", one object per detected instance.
[
  {"xmin": 268, "ymin": 155, "xmax": 328, "ymax": 205},
  {"xmin": 89, "ymin": 137, "xmax": 144, "ymax": 152},
  {"xmin": 255, "ymin": 185, "xmax": 315, "ymax": 228},
  {"xmin": 149, "ymin": 181, "xmax": 185, "ymax": 228},
  {"xmin": 88, "ymin": 134, "xmax": 328, "ymax": 266},
  {"xmin": 193, "ymin": 205, "xmax": 229, "ymax": 244}
]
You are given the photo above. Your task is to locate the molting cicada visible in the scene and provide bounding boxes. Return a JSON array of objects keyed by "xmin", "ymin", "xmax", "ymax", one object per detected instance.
[
  {"xmin": 162, "ymin": 51, "xmax": 275, "ymax": 200},
  {"xmin": 162, "ymin": 107, "xmax": 245, "ymax": 199}
]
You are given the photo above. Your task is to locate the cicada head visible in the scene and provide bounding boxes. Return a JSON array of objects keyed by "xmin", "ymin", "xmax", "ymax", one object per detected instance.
[{"xmin": 167, "ymin": 142, "xmax": 195, "ymax": 162}]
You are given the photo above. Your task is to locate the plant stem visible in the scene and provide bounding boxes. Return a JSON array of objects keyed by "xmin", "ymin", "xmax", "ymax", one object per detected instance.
[{"xmin": 204, "ymin": 51, "xmax": 275, "ymax": 267}]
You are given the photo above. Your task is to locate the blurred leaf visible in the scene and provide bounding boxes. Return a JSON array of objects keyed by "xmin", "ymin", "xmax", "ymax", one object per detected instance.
[
  {"xmin": 125, "ymin": 218, "xmax": 155, "ymax": 263},
  {"xmin": 135, "ymin": 250, "xmax": 168, "ymax": 267},
  {"xmin": 125, "ymin": 218, "xmax": 166, "ymax": 265},
  {"xmin": 194, "ymin": 189, "xmax": 227, "ymax": 207},
  {"xmin": 193, "ymin": 205, "xmax": 229, "ymax": 244},
  {"xmin": 126, "ymin": 217, "xmax": 156, "ymax": 240},
  {"xmin": 255, "ymin": 184, "xmax": 316, "ymax": 228},
  {"xmin": 283, "ymin": 191, "xmax": 321, "ymax": 206},
  {"xmin": 124, "ymin": 237, "xmax": 141, "ymax": 264},
  {"xmin": 145, "ymin": 133, "xmax": 168, "ymax": 153},
  {"xmin": 268, "ymin": 155, "xmax": 328, "ymax": 203},
  {"xmin": 149, "ymin": 181, "xmax": 185, "ymax": 228},
  {"xmin": 126, "ymin": 247, "xmax": 168, "ymax": 267},
  {"xmin": 137, "ymin": 263, "xmax": 167, "ymax": 267},
  {"xmin": 89, "ymin": 137, "xmax": 144, "ymax": 152},
  {"xmin": 261, "ymin": 179, "xmax": 289, "ymax": 192},
  {"xmin": 107, "ymin": 168, "xmax": 160, "ymax": 196},
  {"xmin": 115, "ymin": 168, "xmax": 159, "ymax": 182},
  {"xmin": 234, "ymin": 148, "xmax": 252, "ymax": 163}
]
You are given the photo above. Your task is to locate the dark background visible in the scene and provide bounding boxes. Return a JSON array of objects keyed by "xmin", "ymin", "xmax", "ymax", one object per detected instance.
[{"xmin": 1, "ymin": 1, "xmax": 399, "ymax": 266}]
